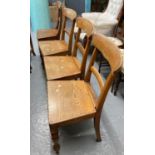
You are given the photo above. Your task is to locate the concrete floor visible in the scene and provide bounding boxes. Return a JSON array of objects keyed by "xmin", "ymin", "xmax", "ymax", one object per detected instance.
[{"xmin": 30, "ymin": 53, "xmax": 124, "ymax": 155}]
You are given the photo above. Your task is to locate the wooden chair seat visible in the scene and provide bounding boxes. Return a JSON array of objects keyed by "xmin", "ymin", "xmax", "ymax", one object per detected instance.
[
  {"xmin": 44, "ymin": 56, "xmax": 81, "ymax": 80},
  {"xmin": 48, "ymin": 80, "xmax": 96, "ymax": 126},
  {"xmin": 37, "ymin": 29, "xmax": 58, "ymax": 40},
  {"xmin": 39, "ymin": 40, "xmax": 68, "ymax": 56}
]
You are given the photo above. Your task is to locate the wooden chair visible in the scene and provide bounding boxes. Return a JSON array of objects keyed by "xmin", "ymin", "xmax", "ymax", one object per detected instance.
[
  {"xmin": 39, "ymin": 7, "xmax": 77, "ymax": 56},
  {"xmin": 48, "ymin": 33, "xmax": 122, "ymax": 154},
  {"xmin": 43, "ymin": 17, "xmax": 93, "ymax": 80},
  {"xmin": 37, "ymin": 1, "xmax": 62, "ymax": 41}
]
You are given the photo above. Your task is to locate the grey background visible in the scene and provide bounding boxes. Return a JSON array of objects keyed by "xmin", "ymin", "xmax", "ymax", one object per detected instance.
[{"xmin": 49, "ymin": 0, "xmax": 85, "ymax": 15}]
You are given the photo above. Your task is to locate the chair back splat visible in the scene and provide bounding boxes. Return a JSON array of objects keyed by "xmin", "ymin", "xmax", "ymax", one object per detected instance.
[
  {"xmin": 72, "ymin": 17, "xmax": 94, "ymax": 79},
  {"xmin": 61, "ymin": 8, "xmax": 77, "ymax": 55},
  {"xmin": 49, "ymin": 2, "xmax": 63, "ymax": 37},
  {"xmin": 85, "ymin": 33, "xmax": 122, "ymax": 111}
]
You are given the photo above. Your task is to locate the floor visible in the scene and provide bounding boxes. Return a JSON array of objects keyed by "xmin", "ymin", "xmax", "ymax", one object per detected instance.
[{"xmin": 30, "ymin": 53, "xmax": 124, "ymax": 155}]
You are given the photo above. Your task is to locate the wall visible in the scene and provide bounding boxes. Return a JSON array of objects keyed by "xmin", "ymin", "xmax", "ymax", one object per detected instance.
[
  {"xmin": 65, "ymin": 0, "xmax": 85, "ymax": 15},
  {"xmin": 85, "ymin": 0, "xmax": 91, "ymax": 12},
  {"xmin": 65, "ymin": 0, "xmax": 91, "ymax": 15},
  {"xmin": 30, "ymin": 0, "xmax": 51, "ymax": 32},
  {"xmin": 31, "ymin": 0, "xmax": 52, "ymax": 55}
]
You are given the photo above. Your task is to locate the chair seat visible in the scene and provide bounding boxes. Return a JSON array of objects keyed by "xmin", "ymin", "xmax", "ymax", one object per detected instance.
[
  {"xmin": 39, "ymin": 40, "xmax": 68, "ymax": 56},
  {"xmin": 44, "ymin": 56, "xmax": 81, "ymax": 80},
  {"xmin": 37, "ymin": 29, "xmax": 58, "ymax": 40},
  {"xmin": 107, "ymin": 37, "xmax": 123, "ymax": 47},
  {"xmin": 48, "ymin": 80, "xmax": 96, "ymax": 125}
]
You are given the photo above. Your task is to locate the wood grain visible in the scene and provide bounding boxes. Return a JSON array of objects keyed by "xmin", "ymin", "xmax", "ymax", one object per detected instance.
[
  {"xmin": 62, "ymin": 7, "xmax": 77, "ymax": 21},
  {"xmin": 44, "ymin": 56, "xmax": 81, "ymax": 80},
  {"xmin": 39, "ymin": 40, "xmax": 68, "ymax": 56},
  {"xmin": 48, "ymin": 80, "xmax": 96, "ymax": 126},
  {"xmin": 92, "ymin": 33, "xmax": 122, "ymax": 72},
  {"xmin": 37, "ymin": 29, "xmax": 58, "ymax": 40}
]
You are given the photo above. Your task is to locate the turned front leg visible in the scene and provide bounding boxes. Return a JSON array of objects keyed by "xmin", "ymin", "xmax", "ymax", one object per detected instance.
[{"xmin": 50, "ymin": 126, "xmax": 60, "ymax": 154}]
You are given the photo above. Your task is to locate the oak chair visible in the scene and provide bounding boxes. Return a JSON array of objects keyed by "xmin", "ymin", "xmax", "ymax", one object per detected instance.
[
  {"xmin": 43, "ymin": 17, "xmax": 93, "ymax": 81},
  {"xmin": 37, "ymin": 1, "xmax": 63, "ymax": 41},
  {"xmin": 48, "ymin": 33, "xmax": 122, "ymax": 154},
  {"xmin": 39, "ymin": 7, "xmax": 77, "ymax": 57}
]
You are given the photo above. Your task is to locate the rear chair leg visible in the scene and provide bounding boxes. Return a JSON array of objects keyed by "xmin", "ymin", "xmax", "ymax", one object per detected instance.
[
  {"xmin": 50, "ymin": 126, "xmax": 60, "ymax": 154},
  {"xmin": 94, "ymin": 114, "xmax": 102, "ymax": 142},
  {"xmin": 114, "ymin": 72, "xmax": 122, "ymax": 96}
]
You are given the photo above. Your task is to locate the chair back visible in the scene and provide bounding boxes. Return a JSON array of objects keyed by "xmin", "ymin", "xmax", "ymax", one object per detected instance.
[
  {"xmin": 72, "ymin": 17, "xmax": 94, "ymax": 79},
  {"xmin": 61, "ymin": 7, "xmax": 77, "ymax": 55},
  {"xmin": 49, "ymin": 0, "xmax": 62, "ymax": 22},
  {"xmin": 49, "ymin": 1, "xmax": 63, "ymax": 39},
  {"xmin": 105, "ymin": 0, "xmax": 123, "ymax": 19},
  {"xmin": 85, "ymin": 33, "xmax": 122, "ymax": 111}
]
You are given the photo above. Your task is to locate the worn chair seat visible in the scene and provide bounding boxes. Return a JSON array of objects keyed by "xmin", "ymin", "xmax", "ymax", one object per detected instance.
[
  {"xmin": 37, "ymin": 29, "xmax": 58, "ymax": 40},
  {"xmin": 48, "ymin": 80, "xmax": 96, "ymax": 126},
  {"xmin": 39, "ymin": 40, "xmax": 68, "ymax": 56},
  {"xmin": 44, "ymin": 56, "xmax": 81, "ymax": 80}
]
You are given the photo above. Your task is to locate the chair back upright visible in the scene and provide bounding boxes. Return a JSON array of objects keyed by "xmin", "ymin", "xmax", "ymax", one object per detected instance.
[
  {"xmin": 85, "ymin": 33, "xmax": 122, "ymax": 112},
  {"xmin": 61, "ymin": 8, "xmax": 77, "ymax": 55},
  {"xmin": 105, "ymin": 0, "xmax": 124, "ymax": 19},
  {"xmin": 72, "ymin": 17, "xmax": 94, "ymax": 79},
  {"xmin": 49, "ymin": 1, "xmax": 63, "ymax": 38}
]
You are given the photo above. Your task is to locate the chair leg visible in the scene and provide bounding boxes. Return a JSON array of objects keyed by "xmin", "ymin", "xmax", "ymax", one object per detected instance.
[
  {"xmin": 31, "ymin": 49, "xmax": 36, "ymax": 56},
  {"xmin": 111, "ymin": 78, "xmax": 116, "ymax": 93},
  {"xmin": 94, "ymin": 113, "xmax": 102, "ymax": 142},
  {"xmin": 98, "ymin": 57, "xmax": 102, "ymax": 73},
  {"xmin": 30, "ymin": 36, "xmax": 36, "ymax": 56},
  {"xmin": 30, "ymin": 65, "xmax": 32, "ymax": 73},
  {"xmin": 114, "ymin": 72, "xmax": 122, "ymax": 96},
  {"xmin": 50, "ymin": 126, "xmax": 60, "ymax": 154}
]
